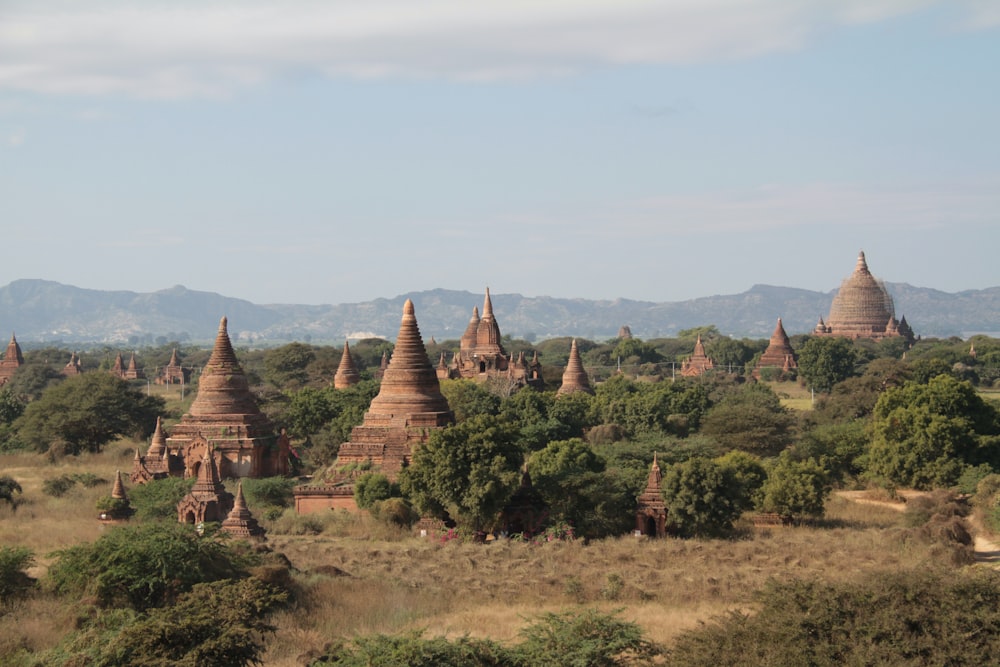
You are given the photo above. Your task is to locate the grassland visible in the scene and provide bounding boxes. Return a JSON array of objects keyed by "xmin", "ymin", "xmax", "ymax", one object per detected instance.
[{"xmin": 1, "ymin": 444, "xmax": 981, "ymax": 665}]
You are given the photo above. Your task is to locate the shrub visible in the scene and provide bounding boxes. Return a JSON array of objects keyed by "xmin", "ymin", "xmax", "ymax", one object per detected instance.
[
  {"xmin": 46, "ymin": 522, "xmax": 255, "ymax": 611},
  {"xmin": 514, "ymin": 608, "xmax": 662, "ymax": 666},
  {"xmin": 0, "ymin": 475, "xmax": 22, "ymax": 507},
  {"xmin": 309, "ymin": 631, "xmax": 510, "ymax": 666},
  {"xmin": 128, "ymin": 476, "xmax": 194, "ymax": 521},
  {"xmin": 42, "ymin": 475, "xmax": 77, "ymax": 498},
  {"xmin": 371, "ymin": 498, "xmax": 418, "ymax": 527},
  {"xmin": 0, "ymin": 546, "xmax": 34, "ymax": 602},
  {"xmin": 354, "ymin": 472, "xmax": 393, "ymax": 510}
]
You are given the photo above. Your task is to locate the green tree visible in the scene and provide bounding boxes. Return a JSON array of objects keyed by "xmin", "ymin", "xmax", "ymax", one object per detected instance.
[
  {"xmin": 354, "ymin": 472, "xmax": 393, "ymax": 509},
  {"xmin": 47, "ymin": 522, "xmax": 254, "ymax": 611},
  {"xmin": 0, "ymin": 545, "xmax": 34, "ymax": 601},
  {"xmin": 0, "ymin": 474, "xmax": 22, "ymax": 507},
  {"xmin": 439, "ymin": 379, "xmax": 501, "ymax": 422},
  {"xmin": 262, "ymin": 342, "xmax": 316, "ymax": 389},
  {"xmin": 699, "ymin": 383, "xmax": 793, "ymax": 457},
  {"xmin": 0, "ymin": 388, "xmax": 25, "ymax": 424},
  {"xmin": 15, "ymin": 373, "xmax": 164, "ymax": 454},
  {"xmin": 867, "ymin": 375, "xmax": 1000, "ymax": 489},
  {"xmin": 758, "ymin": 453, "xmax": 830, "ymax": 519},
  {"xmin": 661, "ymin": 458, "xmax": 744, "ymax": 538},
  {"xmin": 400, "ymin": 415, "xmax": 523, "ymax": 532},
  {"xmin": 515, "ymin": 609, "xmax": 663, "ymax": 667},
  {"xmin": 714, "ymin": 450, "xmax": 767, "ymax": 513},
  {"xmin": 797, "ymin": 336, "xmax": 859, "ymax": 393}
]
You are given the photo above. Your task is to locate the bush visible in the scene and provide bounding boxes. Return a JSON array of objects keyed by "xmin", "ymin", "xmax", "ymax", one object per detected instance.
[
  {"xmin": 42, "ymin": 475, "xmax": 77, "ymax": 498},
  {"xmin": 514, "ymin": 608, "xmax": 662, "ymax": 666},
  {"xmin": 0, "ymin": 475, "xmax": 22, "ymax": 507},
  {"xmin": 354, "ymin": 472, "xmax": 393, "ymax": 510},
  {"xmin": 671, "ymin": 570, "xmax": 1000, "ymax": 666},
  {"xmin": 46, "ymin": 522, "xmax": 256, "ymax": 611},
  {"xmin": 128, "ymin": 476, "xmax": 194, "ymax": 521},
  {"xmin": 0, "ymin": 546, "xmax": 34, "ymax": 602},
  {"xmin": 239, "ymin": 476, "xmax": 296, "ymax": 510}
]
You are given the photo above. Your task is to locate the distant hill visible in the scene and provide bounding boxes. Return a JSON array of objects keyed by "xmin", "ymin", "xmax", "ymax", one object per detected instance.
[{"xmin": 0, "ymin": 279, "xmax": 996, "ymax": 346}]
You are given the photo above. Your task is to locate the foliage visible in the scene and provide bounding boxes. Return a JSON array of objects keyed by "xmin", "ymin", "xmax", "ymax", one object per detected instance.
[
  {"xmin": 0, "ymin": 388, "xmax": 25, "ymax": 425},
  {"xmin": 797, "ymin": 336, "xmax": 859, "ymax": 393},
  {"xmin": 14, "ymin": 373, "xmax": 164, "ymax": 454},
  {"xmin": 793, "ymin": 420, "xmax": 867, "ymax": 484},
  {"xmin": 308, "ymin": 609, "xmax": 661, "ymax": 667},
  {"xmin": 0, "ymin": 546, "xmax": 34, "ymax": 602},
  {"xmin": 660, "ymin": 458, "xmax": 745, "ymax": 538},
  {"xmin": 239, "ymin": 476, "xmax": 296, "ymax": 509},
  {"xmin": 46, "ymin": 521, "xmax": 255, "ymax": 610},
  {"xmin": 400, "ymin": 414, "xmax": 523, "ymax": 531},
  {"xmin": 43, "ymin": 577, "xmax": 286, "ymax": 667},
  {"xmin": 5, "ymin": 364, "xmax": 63, "ymax": 402},
  {"xmin": 128, "ymin": 476, "xmax": 195, "ymax": 521},
  {"xmin": 262, "ymin": 342, "xmax": 316, "ymax": 389},
  {"xmin": 354, "ymin": 472, "xmax": 393, "ymax": 510},
  {"xmin": 670, "ymin": 569, "xmax": 1000, "ymax": 666},
  {"xmin": 308, "ymin": 631, "xmax": 511, "ymax": 666},
  {"xmin": 41, "ymin": 472, "xmax": 106, "ymax": 498},
  {"xmin": 699, "ymin": 383, "xmax": 793, "ymax": 456},
  {"xmin": 866, "ymin": 375, "xmax": 1000, "ymax": 489},
  {"xmin": 713, "ymin": 450, "xmax": 767, "ymax": 513},
  {"xmin": 439, "ymin": 379, "xmax": 501, "ymax": 422},
  {"xmin": 757, "ymin": 453, "xmax": 830, "ymax": 519},
  {"xmin": 514, "ymin": 608, "xmax": 662, "ymax": 667},
  {"xmin": 95, "ymin": 495, "xmax": 132, "ymax": 514},
  {"xmin": 0, "ymin": 474, "xmax": 22, "ymax": 507},
  {"xmin": 286, "ymin": 380, "xmax": 380, "ymax": 468}
]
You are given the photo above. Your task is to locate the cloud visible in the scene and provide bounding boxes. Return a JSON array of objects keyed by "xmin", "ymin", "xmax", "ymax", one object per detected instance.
[{"xmin": 0, "ymin": 0, "xmax": 986, "ymax": 98}]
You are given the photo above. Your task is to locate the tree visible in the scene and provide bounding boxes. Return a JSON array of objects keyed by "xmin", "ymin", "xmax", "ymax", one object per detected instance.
[
  {"xmin": 400, "ymin": 415, "xmax": 523, "ymax": 532},
  {"xmin": 797, "ymin": 337, "xmax": 859, "ymax": 393},
  {"xmin": 0, "ymin": 388, "xmax": 25, "ymax": 424},
  {"xmin": 262, "ymin": 342, "xmax": 316, "ymax": 389},
  {"xmin": 0, "ymin": 546, "xmax": 34, "ymax": 602},
  {"xmin": 660, "ymin": 458, "xmax": 745, "ymax": 538},
  {"xmin": 439, "ymin": 379, "xmax": 501, "ymax": 422},
  {"xmin": 714, "ymin": 450, "xmax": 767, "ymax": 513},
  {"xmin": 866, "ymin": 375, "xmax": 1000, "ymax": 489},
  {"xmin": 758, "ymin": 453, "xmax": 830, "ymax": 519},
  {"xmin": 354, "ymin": 472, "xmax": 393, "ymax": 510},
  {"xmin": 0, "ymin": 475, "xmax": 22, "ymax": 507},
  {"xmin": 15, "ymin": 373, "xmax": 164, "ymax": 454},
  {"xmin": 699, "ymin": 383, "xmax": 793, "ymax": 457},
  {"xmin": 515, "ymin": 609, "xmax": 663, "ymax": 667}
]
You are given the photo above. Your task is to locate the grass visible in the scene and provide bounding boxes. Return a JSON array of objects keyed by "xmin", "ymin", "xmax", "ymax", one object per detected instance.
[
  {"xmin": 0, "ymin": 448, "xmax": 978, "ymax": 666},
  {"xmin": 766, "ymin": 381, "xmax": 816, "ymax": 411}
]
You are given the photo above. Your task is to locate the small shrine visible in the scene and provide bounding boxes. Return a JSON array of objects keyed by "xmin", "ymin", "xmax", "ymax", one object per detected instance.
[
  {"xmin": 177, "ymin": 447, "xmax": 234, "ymax": 526},
  {"xmin": 221, "ymin": 481, "xmax": 266, "ymax": 540},
  {"xmin": 681, "ymin": 335, "xmax": 715, "ymax": 377},
  {"xmin": 130, "ymin": 417, "xmax": 171, "ymax": 484},
  {"xmin": 61, "ymin": 352, "xmax": 83, "ymax": 377},
  {"xmin": 556, "ymin": 339, "xmax": 593, "ymax": 396},
  {"xmin": 123, "ymin": 352, "xmax": 145, "ymax": 380},
  {"xmin": 500, "ymin": 468, "xmax": 548, "ymax": 537},
  {"xmin": 0, "ymin": 333, "xmax": 24, "ymax": 385},
  {"xmin": 333, "ymin": 340, "xmax": 361, "ymax": 389},
  {"xmin": 635, "ymin": 454, "xmax": 667, "ymax": 537},
  {"xmin": 98, "ymin": 471, "xmax": 134, "ymax": 523},
  {"xmin": 753, "ymin": 318, "xmax": 798, "ymax": 381},
  {"xmin": 156, "ymin": 348, "xmax": 188, "ymax": 385}
]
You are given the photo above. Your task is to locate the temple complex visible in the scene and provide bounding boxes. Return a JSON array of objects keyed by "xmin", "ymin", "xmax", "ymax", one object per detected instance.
[
  {"xmin": 681, "ymin": 335, "xmax": 715, "ymax": 377},
  {"xmin": 295, "ymin": 300, "xmax": 454, "ymax": 514},
  {"xmin": 176, "ymin": 446, "xmax": 234, "ymax": 525},
  {"xmin": 62, "ymin": 352, "xmax": 83, "ymax": 377},
  {"xmin": 156, "ymin": 349, "xmax": 188, "ymax": 385},
  {"xmin": 130, "ymin": 417, "xmax": 171, "ymax": 484},
  {"xmin": 0, "ymin": 333, "xmax": 23, "ymax": 385},
  {"xmin": 221, "ymin": 481, "xmax": 266, "ymax": 540},
  {"xmin": 556, "ymin": 339, "xmax": 593, "ymax": 396},
  {"xmin": 635, "ymin": 454, "xmax": 667, "ymax": 537},
  {"xmin": 753, "ymin": 318, "xmax": 798, "ymax": 380},
  {"xmin": 333, "ymin": 340, "xmax": 361, "ymax": 389},
  {"xmin": 814, "ymin": 251, "xmax": 915, "ymax": 344},
  {"xmin": 437, "ymin": 289, "xmax": 542, "ymax": 389},
  {"xmin": 165, "ymin": 317, "xmax": 289, "ymax": 479}
]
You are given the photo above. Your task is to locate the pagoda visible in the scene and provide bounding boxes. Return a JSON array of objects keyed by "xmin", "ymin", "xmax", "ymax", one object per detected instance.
[
  {"xmin": 753, "ymin": 318, "xmax": 798, "ymax": 380},
  {"xmin": 815, "ymin": 251, "xmax": 915, "ymax": 344},
  {"xmin": 333, "ymin": 340, "xmax": 361, "ymax": 389},
  {"xmin": 61, "ymin": 352, "xmax": 83, "ymax": 377},
  {"xmin": 123, "ymin": 352, "xmax": 145, "ymax": 380},
  {"xmin": 0, "ymin": 333, "xmax": 23, "ymax": 385},
  {"xmin": 557, "ymin": 339, "xmax": 593, "ymax": 396},
  {"xmin": 130, "ymin": 416, "xmax": 171, "ymax": 484},
  {"xmin": 166, "ymin": 317, "xmax": 289, "ymax": 479},
  {"xmin": 110, "ymin": 352, "xmax": 126, "ymax": 379},
  {"xmin": 176, "ymin": 445, "xmax": 234, "ymax": 525},
  {"xmin": 635, "ymin": 454, "xmax": 667, "ymax": 537},
  {"xmin": 681, "ymin": 335, "xmax": 715, "ymax": 377},
  {"xmin": 295, "ymin": 300, "xmax": 454, "ymax": 513},
  {"xmin": 157, "ymin": 348, "xmax": 187, "ymax": 385},
  {"xmin": 221, "ymin": 481, "xmax": 266, "ymax": 540},
  {"xmin": 98, "ymin": 471, "xmax": 134, "ymax": 523}
]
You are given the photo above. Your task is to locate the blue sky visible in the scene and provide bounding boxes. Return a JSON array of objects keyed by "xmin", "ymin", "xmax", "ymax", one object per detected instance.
[{"xmin": 1, "ymin": 1, "xmax": 998, "ymax": 306}]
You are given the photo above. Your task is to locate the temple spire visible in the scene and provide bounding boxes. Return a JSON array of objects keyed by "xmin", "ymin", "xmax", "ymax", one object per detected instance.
[
  {"xmin": 557, "ymin": 339, "xmax": 593, "ymax": 396},
  {"xmin": 334, "ymin": 340, "xmax": 361, "ymax": 389}
]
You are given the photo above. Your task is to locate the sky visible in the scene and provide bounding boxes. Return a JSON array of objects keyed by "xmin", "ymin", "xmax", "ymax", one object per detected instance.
[{"xmin": 1, "ymin": 0, "xmax": 999, "ymax": 306}]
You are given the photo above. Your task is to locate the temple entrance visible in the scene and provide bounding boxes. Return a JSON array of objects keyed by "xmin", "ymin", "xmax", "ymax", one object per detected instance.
[
  {"xmin": 645, "ymin": 516, "xmax": 657, "ymax": 537},
  {"xmin": 183, "ymin": 510, "xmax": 196, "ymax": 524}
]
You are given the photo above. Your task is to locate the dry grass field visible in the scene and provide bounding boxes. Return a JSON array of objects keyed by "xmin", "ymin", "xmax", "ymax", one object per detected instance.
[{"xmin": 0, "ymin": 447, "xmax": 981, "ymax": 665}]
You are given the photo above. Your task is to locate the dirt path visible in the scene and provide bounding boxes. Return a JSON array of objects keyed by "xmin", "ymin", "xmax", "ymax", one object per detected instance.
[{"xmin": 834, "ymin": 490, "xmax": 1000, "ymax": 566}]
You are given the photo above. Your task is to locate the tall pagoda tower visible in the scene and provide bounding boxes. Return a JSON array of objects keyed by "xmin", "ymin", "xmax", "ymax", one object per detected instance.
[
  {"xmin": 333, "ymin": 340, "xmax": 361, "ymax": 389},
  {"xmin": 0, "ymin": 333, "xmax": 23, "ymax": 385},
  {"xmin": 166, "ymin": 317, "xmax": 288, "ymax": 479},
  {"xmin": 557, "ymin": 339, "xmax": 593, "ymax": 396}
]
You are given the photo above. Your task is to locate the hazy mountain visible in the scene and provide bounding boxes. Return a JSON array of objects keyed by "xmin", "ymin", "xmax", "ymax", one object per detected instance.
[{"xmin": 0, "ymin": 279, "xmax": 996, "ymax": 346}]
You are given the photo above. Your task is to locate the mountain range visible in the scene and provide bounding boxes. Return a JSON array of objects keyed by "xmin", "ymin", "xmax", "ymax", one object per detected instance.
[{"xmin": 0, "ymin": 279, "xmax": 997, "ymax": 346}]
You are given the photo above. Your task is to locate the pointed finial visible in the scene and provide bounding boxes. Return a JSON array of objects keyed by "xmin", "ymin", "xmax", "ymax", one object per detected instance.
[
  {"xmin": 219, "ymin": 316, "xmax": 228, "ymax": 332},
  {"xmin": 403, "ymin": 299, "xmax": 415, "ymax": 316}
]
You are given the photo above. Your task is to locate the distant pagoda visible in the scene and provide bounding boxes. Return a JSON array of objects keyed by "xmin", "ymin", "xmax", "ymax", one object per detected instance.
[
  {"xmin": 815, "ymin": 251, "xmax": 915, "ymax": 344},
  {"xmin": 753, "ymin": 318, "xmax": 798, "ymax": 380},
  {"xmin": 333, "ymin": 340, "xmax": 361, "ymax": 389},
  {"xmin": 557, "ymin": 339, "xmax": 593, "ymax": 396},
  {"xmin": 681, "ymin": 335, "xmax": 715, "ymax": 377}
]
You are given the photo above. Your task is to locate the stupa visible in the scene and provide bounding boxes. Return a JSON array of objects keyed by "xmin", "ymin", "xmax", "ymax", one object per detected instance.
[
  {"xmin": 295, "ymin": 300, "xmax": 454, "ymax": 513},
  {"xmin": 681, "ymin": 335, "xmax": 715, "ymax": 377},
  {"xmin": 635, "ymin": 454, "xmax": 667, "ymax": 537},
  {"xmin": 221, "ymin": 481, "xmax": 266, "ymax": 540},
  {"xmin": 753, "ymin": 318, "xmax": 798, "ymax": 380},
  {"xmin": 61, "ymin": 352, "xmax": 83, "ymax": 377},
  {"xmin": 0, "ymin": 333, "xmax": 23, "ymax": 385},
  {"xmin": 333, "ymin": 340, "xmax": 361, "ymax": 389},
  {"xmin": 166, "ymin": 317, "xmax": 289, "ymax": 479},
  {"xmin": 123, "ymin": 352, "xmax": 145, "ymax": 380},
  {"xmin": 815, "ymin": 251, "xmax": 915, "ymax": 344},
  {"xmin": 110, "ymin": 352, "xmax": 126, "ymax": 379},
  {"xmin": 557, "ymin": 339, "xmax": 593, "ymax": 396},
  {"xmin": 99, "ymin": 470, "xmax": 134, "ymax": 523},
  {"xmin": 130, "ymin": 416, "xmax": 171, "ymax": 484}
]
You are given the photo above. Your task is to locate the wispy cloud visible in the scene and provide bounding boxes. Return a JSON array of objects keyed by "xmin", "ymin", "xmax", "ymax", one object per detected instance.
[{"xmin": 0, "ymin": 0, "xmax": 988, "ymax": 99}]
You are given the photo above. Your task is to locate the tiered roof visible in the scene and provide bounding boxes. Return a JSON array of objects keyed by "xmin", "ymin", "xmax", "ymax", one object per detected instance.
[
  {"xmin": 635, "ymin": 454, "xmax": 667, "ymax": 537},
  {"xmin": 681, "ymin": 335, "xmax": 715, "ymax": 377},
  {"xmin": 753, "ymin": 318, "xmax": 797, "ymax": 379},
  {"xmin": 176, "ymin": 446, "xmax": 234, "ymax": 524}
]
